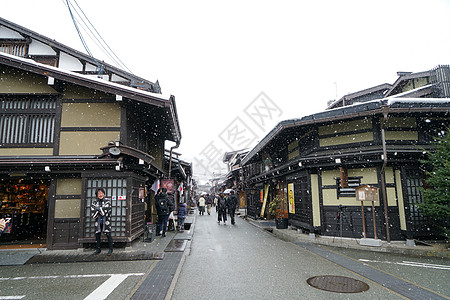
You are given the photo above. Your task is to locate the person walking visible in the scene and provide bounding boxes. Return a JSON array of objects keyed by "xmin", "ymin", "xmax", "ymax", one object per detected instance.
[
  {"xmin": 198, "ymin": 195, "xmax": 206, "ymax": 215},
  {"xmin": 217, "ymin": 193, "xmax": 227, "ymax": 224},
  {"xmin": 206, "ymin": 194, "xmax": 212, "ymax": 215},
  {"xmin": 91, "ymin": 188, "xmax": 113, "ymax": 255},
  {"xmin": 177, "ymin": 202, "xmax": 187, "ymax": 231},
  {"xmin": 155, "ymin": 188, "xmax": 174, "ymax": 237},
  {"xmin": 214, "ymin": 195, "xmax": 218, "ymax": 212},
  {"xmin": 227, "ymin": 190, "xmax": 238, "ymax": 225}
]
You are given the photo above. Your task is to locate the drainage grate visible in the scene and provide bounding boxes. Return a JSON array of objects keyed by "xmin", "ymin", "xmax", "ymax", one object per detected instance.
[{"xmin": 307, "ymin": 275, "xmax": 369, "ymax": 293}]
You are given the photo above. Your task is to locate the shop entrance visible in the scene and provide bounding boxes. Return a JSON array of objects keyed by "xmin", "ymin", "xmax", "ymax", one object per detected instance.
[{"xmin": 0, "ymin": 179, "xmax": 49, "ymax": 248}]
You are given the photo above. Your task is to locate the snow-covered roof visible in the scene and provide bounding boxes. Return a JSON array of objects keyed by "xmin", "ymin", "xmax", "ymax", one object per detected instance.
[
  {"xmin": 0, "ymin": 52, "xmax": 171, "ymax": 101},
  {"xmin": 241, "ymin": 97, "xmax": 450, "ymax": 165}
]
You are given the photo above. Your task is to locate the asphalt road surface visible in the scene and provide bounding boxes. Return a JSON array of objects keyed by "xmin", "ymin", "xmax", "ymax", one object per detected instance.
[{"xmin": 171, "ymin": 212, "xmax": 414, "ymax": 299}]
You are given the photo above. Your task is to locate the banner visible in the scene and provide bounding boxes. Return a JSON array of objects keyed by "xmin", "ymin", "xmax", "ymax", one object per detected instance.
[
  {"xmin": 288, "ymin": 183, "xmax": 295, "ymax": 214},
  {"xmin": 260, "ymin": 184, "xmax": 270, "ymax": 218},
  {"xmin": 161, "ymin": 179, "xmax": 175, "ymax": 194}
]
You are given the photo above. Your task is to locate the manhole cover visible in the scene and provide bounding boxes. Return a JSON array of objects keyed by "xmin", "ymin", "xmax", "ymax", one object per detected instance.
[{"xmin": 307, "ymin": 275, "xmax": 369, "ymax": 293}]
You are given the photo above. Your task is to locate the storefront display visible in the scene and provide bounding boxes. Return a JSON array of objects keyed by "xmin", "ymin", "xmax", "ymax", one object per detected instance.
[{"xmin": 0, "ymin": 181, "xmax": 48, "ymax": 242}]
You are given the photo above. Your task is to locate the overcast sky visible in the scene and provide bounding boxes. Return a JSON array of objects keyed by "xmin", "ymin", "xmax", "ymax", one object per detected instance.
[{"xmin": 3, "ymin": 0, "xmax": 450, "ymax": 181}]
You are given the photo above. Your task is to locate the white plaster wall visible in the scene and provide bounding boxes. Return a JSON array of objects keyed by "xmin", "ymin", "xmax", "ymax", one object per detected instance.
[
  {"xmin": 58, "ymin": 52, "xmax": 83, "ymax": 71},
  {"xmin": 28, "ymin": 40, "xmax": 56, "ymax": 55},
  {"xmin": 111, "ymin": 74, "xmax": 127, "ymax": 82},
  {"xmin": 85, "ymin": 63, "xmax": 97, "ymax": 71},
  {"xmin": 0, "ymin": 26, "xmax": 23, "ymax": 39}
]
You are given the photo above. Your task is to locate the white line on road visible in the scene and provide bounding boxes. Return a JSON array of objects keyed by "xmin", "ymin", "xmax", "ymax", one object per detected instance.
[
  {"xmin": 84, "ymin": 274, "xmax": 130, "ymax": 300},
  {"xmin": 0, "ymin": 273, "xmax": 145, "ymax": 300},
  {"xmin": 358, "ymin": 259, "xmax": 450, "ymax": 270},
  {"xmin": 0, "ymin": 273, "xmax": 145, "ymax": 281}
]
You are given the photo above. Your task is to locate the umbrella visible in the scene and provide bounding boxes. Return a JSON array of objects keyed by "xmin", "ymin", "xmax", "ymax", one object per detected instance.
[{"xmin": 223, "ymin": 189, "xmax": 233, "ymax": 194}]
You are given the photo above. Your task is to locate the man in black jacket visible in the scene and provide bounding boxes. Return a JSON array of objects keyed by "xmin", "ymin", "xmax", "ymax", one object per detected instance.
[
  {"xmin": 226, "ymin": 191, "xmax": 238, "ymax": 225},
  {"xmin": 155, "ymin": 188, "xmax": 174, "ymax": 237}
]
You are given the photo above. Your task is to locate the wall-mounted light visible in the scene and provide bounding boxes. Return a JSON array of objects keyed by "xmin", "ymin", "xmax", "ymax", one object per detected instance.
[
  {"xmin": 335, "ymin": 158, "xmax": 341, "ymax": 164},
  {"xmin": 139, "ymin": 159, "xmax": 144, "ymax": 165},
  {"xmin": 47, "ymin": 77, "xmax": 54, "ymax": 85},
  {"xmin": 298, "ymin": 162, "xmax": 302, "ymax": 167},
  {"xmin": 116, "ymin": 95, "xmax": 123, "ymax": 101},
  {"xmin": 44, "ymin": 166, "xmax": 51, "ymax": 172}
]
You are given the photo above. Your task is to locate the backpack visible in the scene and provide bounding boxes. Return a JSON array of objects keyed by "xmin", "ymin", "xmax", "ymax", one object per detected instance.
[
  {"xmin": 218, "ymin": 197, "xmax": 226, "ymax": 209},
  {"xmin": 158, "ymin": 198, "xmax": 169, "ymax": 215}
]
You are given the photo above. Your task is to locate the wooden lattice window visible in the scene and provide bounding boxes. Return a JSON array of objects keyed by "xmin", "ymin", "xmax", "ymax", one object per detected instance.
[
  {"xmin": 0, "ymin": 97, "xmax": 57, "ymax": 145},
  {"xmin": 0, "ymin": 40, "xmax": 29, "ymax": 57}
]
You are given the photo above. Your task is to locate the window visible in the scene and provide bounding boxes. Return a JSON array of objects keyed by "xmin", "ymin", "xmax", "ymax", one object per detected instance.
[
  {"xmin": 335, "ymin": 168, "xmax": 362, "ymax": 197},
  {"xmin": 0, "ymin": 98, "xmax": 56, "ymax": 145},
  {"xmin": 84, "ymin": 178, "xmax": 127, "ymax": 238}
]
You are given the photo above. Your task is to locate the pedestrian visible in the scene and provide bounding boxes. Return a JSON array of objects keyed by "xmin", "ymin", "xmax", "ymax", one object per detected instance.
[
  {"xmin": 206, "ymin": 194, "xmax": 212, "ymax": 215},
  {"xmin": 177, "ymin": 202, "xmax": 187, "ymax": 231},
  {"xmin": 198, "ymin": 194, "xmax": 206, "ymax": 215},
  {"xmin": 91, "ymin": 188, "xmax": 113, "ymax": 255},
  {"xmin": 155, "ymin": 188, "xmax": 174, "ymax": 237},
  {"xmin": 217, "ymin": 193, "xmax": 227, "ymax": 224},
  {"xmin": 214, "ymin": 195, "xmax": 218, "ymax": 212},
  {"xmin": 0, "ymin": 218, "xmax": 10, "ymax": 238},
  {"xmin": 227, "ymin": 190, "xmax": 238, "ymax": 225}
]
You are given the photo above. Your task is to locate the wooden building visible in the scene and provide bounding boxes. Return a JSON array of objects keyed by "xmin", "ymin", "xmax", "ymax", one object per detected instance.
[
  {"xmin": 0, "ymin": 18, "xmax": 181, "ymax": 249},
  {"xmin": 241, "ymin": 66, "xmax": 450, "ymax": 241}
]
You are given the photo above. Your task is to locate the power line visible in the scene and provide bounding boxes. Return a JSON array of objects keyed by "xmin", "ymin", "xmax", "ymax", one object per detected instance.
[{"xmin": 63, "ymin": 0, "xmax": 132, "ymax": 74}]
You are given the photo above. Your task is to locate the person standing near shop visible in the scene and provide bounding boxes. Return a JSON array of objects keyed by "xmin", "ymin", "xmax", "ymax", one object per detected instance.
[
  {"xmin": 227, "ymin": 190, "xmax": 238, "ymax": 225},
  {"xmin": 155, "ymin": 188, "xmax": 174, "ymax": 237},
  {"xmin": 91, "ymin": 188, "xmax": 113, "ymax": 255},
  {"xmin": 0, "ymin": 218, "xmax": 10, "ymax": 238}
]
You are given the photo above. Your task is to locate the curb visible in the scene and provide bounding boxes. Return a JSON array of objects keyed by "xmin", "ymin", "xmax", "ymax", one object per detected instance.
[{"xmin": 247, "ymin": 218, "xmax": 450, "ymax": 259}]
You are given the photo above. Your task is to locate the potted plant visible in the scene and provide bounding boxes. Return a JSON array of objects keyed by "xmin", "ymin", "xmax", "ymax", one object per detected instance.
[{"xmin": 268, "ymin": 195, "xmax": 288, "ymax": 229}]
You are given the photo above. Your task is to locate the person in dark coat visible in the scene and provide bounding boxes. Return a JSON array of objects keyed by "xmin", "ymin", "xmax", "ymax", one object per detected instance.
[
  {"xmin": 226, "ymin": 190, "xmax": 238, "ymax": 225},
  {"xmin": 155, "ymin": 188, "xmax": 174, "ymax": 237},
  {"xmin": 177, "ymin": 202, "xmax": 187, "ymax": 231},
  {"xmin": 217, "ymin": 193, "xmax": 227, "ymax": 224},
  {"xmin": 91, "ymin": 188, "xmax": 113, "ymax": 255}
]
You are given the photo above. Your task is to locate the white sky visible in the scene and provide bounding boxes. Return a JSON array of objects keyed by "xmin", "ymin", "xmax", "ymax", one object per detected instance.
[{"xmin": 3, "ymin": 0, "xmax": 450, "ymax": 181}]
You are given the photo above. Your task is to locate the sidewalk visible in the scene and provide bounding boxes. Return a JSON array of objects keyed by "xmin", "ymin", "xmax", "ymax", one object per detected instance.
[
  {"xmin": 0, "ymin": 215, "xmax": 195, "ymax": 266},
  {"xmin": 243, "ymin": 210, "xmax": 449, "ymax": 259}
]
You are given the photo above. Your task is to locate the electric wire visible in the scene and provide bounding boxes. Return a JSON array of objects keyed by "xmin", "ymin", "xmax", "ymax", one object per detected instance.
[
  {"xmin": 63, "ymin": 0, "xmax": 132, "ymax": 74},
  {"xmin": 64, "ymin": 0, "xmax": 101, "ymax": 75},
  {"xmin": 68, "ymin": 0, "xmax": 128, "ymax": 72},
  {"xmin": 73, "ymin": 0, "xmax": 133, "ymax": 73}
]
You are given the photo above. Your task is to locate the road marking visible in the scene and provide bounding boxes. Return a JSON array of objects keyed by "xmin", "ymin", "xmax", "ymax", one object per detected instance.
[
  {"xmin": 84, "ymin": 274, "xmax": 130, "ymax": 300},
  {"xmin": 358, "ymin": 259, "xmax": 450, "ymax": 270},
  {"xmin": 0, "ymin": 273, "xmax": 145, "ymax": 300},
  {"xmin": 0, "ymin": 273, "xmax": 144, "ymax": 281}
]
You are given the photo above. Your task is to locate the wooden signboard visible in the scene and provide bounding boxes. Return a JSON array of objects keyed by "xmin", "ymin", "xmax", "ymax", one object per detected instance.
[{"xmin": 355, "ymin": 185, "xmax": 379, "ymax": 239}]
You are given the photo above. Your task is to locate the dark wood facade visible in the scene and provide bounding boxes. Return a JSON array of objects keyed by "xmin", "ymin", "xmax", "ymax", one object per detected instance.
[
  {"xmin": 0, "ymin": 20, "xmax": 182, "ymax": 249},
  {"xmin": 242, "ymin": 86, "xmax": 449, "ymax": 241}
]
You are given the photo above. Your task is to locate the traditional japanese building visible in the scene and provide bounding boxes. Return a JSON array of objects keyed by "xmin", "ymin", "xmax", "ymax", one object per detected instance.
[
  {"xmin": 241, "ymin": 66, "xmax": 450, "ymax": 241},
  {"xmin": 0, "ymin": 18, "xmax": 182, "ymax": 249}
]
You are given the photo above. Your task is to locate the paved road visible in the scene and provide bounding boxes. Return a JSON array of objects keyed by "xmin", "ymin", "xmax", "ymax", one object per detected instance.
[
  {"xmin": 171, "ymin": 213, "xmax": 406, "ymax": 299},
  {"xmin": 0, "ymin": 260, "xmax": 153, "ymax": 299},
  {"xmin": 322, "ymin": 246, "xmax": 450, "ymax": 298}
]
